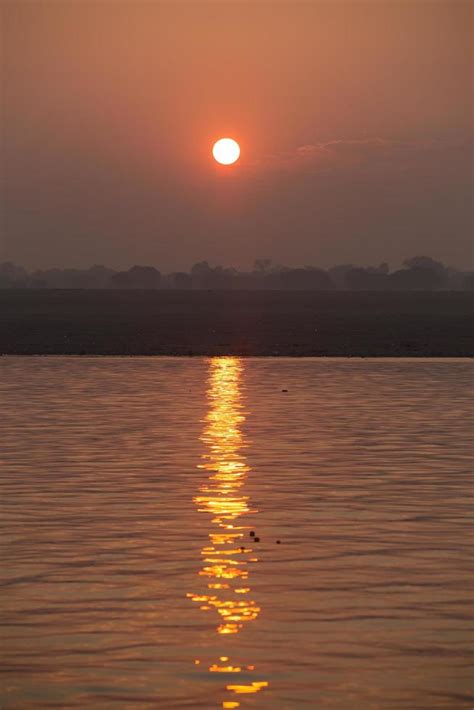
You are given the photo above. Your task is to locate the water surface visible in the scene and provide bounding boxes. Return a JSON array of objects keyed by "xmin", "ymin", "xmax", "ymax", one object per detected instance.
[{"xmin": 1, "ymin": 358, "xmax": 472, "ymax": 708}]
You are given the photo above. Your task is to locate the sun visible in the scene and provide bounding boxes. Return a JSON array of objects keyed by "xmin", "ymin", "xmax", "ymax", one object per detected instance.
[{"xmin": 212, "ymin": 138, "xmax": 240, "ymax": 165}]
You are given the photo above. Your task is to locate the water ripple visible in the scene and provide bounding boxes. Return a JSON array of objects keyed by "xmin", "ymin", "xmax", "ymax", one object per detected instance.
[{"xmin": 1, "ymin": 357, "xmax": 472, "ymax": 708}]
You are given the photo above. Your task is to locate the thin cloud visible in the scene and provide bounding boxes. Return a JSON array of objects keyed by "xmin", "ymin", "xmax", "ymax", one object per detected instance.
[{"xmin": 260, "ymin": 137, "xmax": 470, "ymax": 177}]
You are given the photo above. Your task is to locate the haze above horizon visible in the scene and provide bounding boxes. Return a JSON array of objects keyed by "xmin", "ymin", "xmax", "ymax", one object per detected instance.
[{"xmin": 2, "ymin": 1, "xmax": 472, "ymax": 271}]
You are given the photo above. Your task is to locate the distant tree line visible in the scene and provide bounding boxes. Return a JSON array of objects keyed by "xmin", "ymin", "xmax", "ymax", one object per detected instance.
[{"xmin": 1, "ymin": 256, "xmax": 473, "ymax": 291}]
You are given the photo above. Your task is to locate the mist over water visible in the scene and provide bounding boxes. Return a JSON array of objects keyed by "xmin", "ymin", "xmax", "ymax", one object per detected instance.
[{"xmin": 1, "ymin": 357, "xmax": 472, "ymax": 708}]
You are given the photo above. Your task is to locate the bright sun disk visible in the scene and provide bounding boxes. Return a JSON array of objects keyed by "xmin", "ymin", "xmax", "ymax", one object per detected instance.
[{"xmin": 212, "ymin": 138, "xmax": 240, "ymax": 165}]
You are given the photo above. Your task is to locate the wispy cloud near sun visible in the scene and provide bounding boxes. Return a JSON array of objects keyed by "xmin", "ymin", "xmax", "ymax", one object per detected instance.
[{"xmin": 256, "ymin": 136, "xmax": 471, "ymax": 179}]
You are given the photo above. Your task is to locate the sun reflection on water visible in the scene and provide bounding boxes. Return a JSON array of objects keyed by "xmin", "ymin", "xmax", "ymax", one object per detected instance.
[{"xmin": 187, "ymin": 357, "xmax": 269, "ymax": 707}]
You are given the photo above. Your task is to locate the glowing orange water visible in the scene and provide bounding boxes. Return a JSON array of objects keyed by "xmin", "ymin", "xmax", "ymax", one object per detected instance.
[{"xmin": 187, "ymin": 357, "xmax": 268, "ymax": 706}]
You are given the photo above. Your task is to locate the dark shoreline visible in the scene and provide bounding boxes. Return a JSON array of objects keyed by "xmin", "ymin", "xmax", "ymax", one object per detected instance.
[{"xmin": 1, "ymin": 290, "xmax": 472, "ymax": 357}]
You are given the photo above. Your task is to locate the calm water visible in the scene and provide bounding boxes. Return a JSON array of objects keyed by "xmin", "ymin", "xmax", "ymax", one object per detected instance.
[{"xmin": 1, "ymin": 357, "xmax": 472, "ymax": 709}]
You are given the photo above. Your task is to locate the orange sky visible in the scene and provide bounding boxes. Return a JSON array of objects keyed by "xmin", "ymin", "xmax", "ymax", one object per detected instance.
[{"xmin": 2, "ymin": 1, "xmax": 472, "ymax": 270}]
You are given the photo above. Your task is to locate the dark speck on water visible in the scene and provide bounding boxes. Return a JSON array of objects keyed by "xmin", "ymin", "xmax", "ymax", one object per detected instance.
[
  {"xmin": 254, "ymin": 537, "xmax": 260, "ymax": 542},
  {"xmin": 249, "ymin": 531, "xmax": 255, "ymax": 537}
]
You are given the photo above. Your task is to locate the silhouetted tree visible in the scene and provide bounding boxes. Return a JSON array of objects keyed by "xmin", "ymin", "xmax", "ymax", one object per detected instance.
[
  {"xmin": 462, "ymin": 272, "xmax": 474, "ymax": 290},
  {"xmin": 110, "ymin": 266, "xmax": 161, "ymax": 289},
  {"xmin": 1, "ymin": 256, "xmax": 470, "ymax": 291},
  {"xmin": 328, "ymin": 264, "xmax": 354, "ymax": 289},
  {"xmin": 110, "ymin": 271, "xmax": 131, "ymax": 288},
  {"xmin": 0, "ymin": 262, "xmax": 28, "ymax": 288},
  {"xmin": 266, "ymin": 267, "xmax": 334, "ymax": 290},
  {"xmin": 254, "ymin": 258, "xmax": 273, "ymax": 274},
  {"xmin": 389, "ymin": 266, "xmax": 443, "ymax": 290},
  {"xmin": 191, "ymin": 261, "xmax": 237, "ymax": 289},
  {"xmin": 191, "ymin": 261, "xmax": 212, "ymax": 288},
  {"xmin": 345, "ymin": 266, "xmax": 390, "ymax": 290},
  {"xmin": 29, "ymin": 264, "xmax": 115, "ymax": 288},
  {"xmin": 128, "ymin": 265, "xmax": 161, "ymax": 289},
  {"xmin": 403, "ymin": 255, "xmax": 445, "ymax": 274},
  {"xmin": 172, "ymin": 272, "xmax": 192, "ymax": 289}
]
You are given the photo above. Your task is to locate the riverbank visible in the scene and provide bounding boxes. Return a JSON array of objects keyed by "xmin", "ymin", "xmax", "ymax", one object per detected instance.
[{"xmin": 1, "ymin": 290, "xmax": 472, "ymax": 357}]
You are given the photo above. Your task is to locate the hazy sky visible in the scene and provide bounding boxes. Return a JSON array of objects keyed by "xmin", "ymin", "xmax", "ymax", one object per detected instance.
[{"xmin": 2, "ymin": 0, "xmax": 472, "ymax": 271}]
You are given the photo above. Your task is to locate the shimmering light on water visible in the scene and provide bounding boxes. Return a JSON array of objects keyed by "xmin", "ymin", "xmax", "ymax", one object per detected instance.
[
  {"xmin": 0, "ymin": 357, "xmax": 472, "ymax": 709},
  {"xmin": 189, "ymin": 357, "xmax": 267, "ymax": 705}
]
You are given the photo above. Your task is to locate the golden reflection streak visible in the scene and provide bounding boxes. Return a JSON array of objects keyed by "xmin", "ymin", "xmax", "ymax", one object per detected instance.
[{"xmin": 188, "ymin": 357, "xmax": 269, "ymax": 706}]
